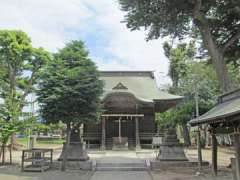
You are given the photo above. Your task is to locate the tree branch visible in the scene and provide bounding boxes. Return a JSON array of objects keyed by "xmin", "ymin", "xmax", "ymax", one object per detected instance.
[
  {"xmin": 19, "ymin": 69, "xmax": 37, "ymax": 110},
  {"xmin": 222, "ymin": 31, "xmax": 240, "ymax": 53},
  {"xmin": 193, "ymin": 0, "xmax": 202, "ymax": 19}
]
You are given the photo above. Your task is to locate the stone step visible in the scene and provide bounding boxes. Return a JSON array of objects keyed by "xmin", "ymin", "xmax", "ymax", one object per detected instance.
[
  {"xmin": 97, "ymin": 163, "xmax": 146, "ymax": 167},
  {"xmin": 96, "ymin": 166, "xmax": 148, "ymax": 171},
  {"xmin": 96, "ymin": 162, "xmax": 148, "ymax": 171}
]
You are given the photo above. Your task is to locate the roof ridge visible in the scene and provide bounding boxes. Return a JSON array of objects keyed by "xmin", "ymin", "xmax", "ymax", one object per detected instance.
[{"xmin": 100, "ymin": 71, "xmax": 154, "ymax": 78}]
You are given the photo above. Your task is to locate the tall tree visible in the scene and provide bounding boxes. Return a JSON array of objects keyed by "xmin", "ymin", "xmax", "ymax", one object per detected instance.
[
  {"xmin": 118, "ymin": 0, "xmax": 240, "ymax": 93},
  {"xmin": 163, "ymin": 41, "xmax": 195, "ymax": 89},
  {"xmin": 0, "ymin": 30, "xmax": 51, "ymax": 149},
  {"xmin": 157, "ymin": 59, "xmax": 220, "ymax": 146},
  {"xmin": 162, "ymin": 41, "xmax": 196, "ymax": 145},
  {"xmin": 37, "ymin": 40, "xmax": 103, "ymax": 171}
]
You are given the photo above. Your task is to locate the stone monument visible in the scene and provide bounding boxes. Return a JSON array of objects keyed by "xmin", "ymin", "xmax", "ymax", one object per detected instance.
[
  {"xmin": 59, "ymin": 126, "xmax": 89, "ymax": 161},
  {"xmin": 158, "ymin": 128, "xmax": 188, "ymax": 161}
]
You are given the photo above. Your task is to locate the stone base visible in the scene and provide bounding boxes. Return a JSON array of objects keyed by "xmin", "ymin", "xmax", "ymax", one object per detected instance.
[
  {"xmin": 58, "ymin": 142, "xmax": 89, "ymax": 161},
  {"xmin": 150, "ymin": 160, "xmax": 209, "ymax": 170},
  {"xmin": 112, "ymin": 137, "xmax": 128, "ymax": 151},
  {"xmin": 231, "ymin": 158, "xmax": 240, "ymax": 180},
  {"xmin": 158, "ymin": 145, "xmax": 188, "ymax": 161},
  {"xmin": 112, "ymin": 145, "xmax": 129, "ymax": 151},
  {"xmin": 64, "ymin": 160, "xmax": 94, "ymax": 170}
]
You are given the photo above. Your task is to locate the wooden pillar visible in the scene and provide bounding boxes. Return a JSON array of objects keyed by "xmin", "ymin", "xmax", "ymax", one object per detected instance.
[
  {"xmin": 197, "ymin": 127, "xmax": 203, "ymax": 168},
  {"xmin": 211, "ymin": 129, "xmax": 218, "ymax": 176},
  {"xmin": 118, "ymin": 117, "xmax": 122, "ymax": 143},
  {"xmin": 101, "ymin": 117, "xmax": 106, "ymax": 151},
  {"xmin": 233, "ymin": 131, "xmax": 240, "ymax": 180},
  {"xmin": 21, "ymin": 150, "xmax": 25, "ymax": 171},
  {"xmin": 135, "ymin": 117, "xmax": 141, "ymax": 150},
  {"xmin": 9, "ymin": 145, "xmax": 12, "ymax": 165}
]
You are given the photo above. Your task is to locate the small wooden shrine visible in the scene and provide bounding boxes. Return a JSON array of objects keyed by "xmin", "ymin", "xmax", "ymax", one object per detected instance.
[
  {"xmin": 83, "ymin": 71, "xmax": 182, "ymax": 150},
  {"xmin": 189, "ymin": 89, "xmax": 240, "ymax": 179}
]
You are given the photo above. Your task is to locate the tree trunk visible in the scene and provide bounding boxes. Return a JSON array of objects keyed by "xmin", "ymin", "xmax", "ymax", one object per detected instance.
[
  {"xmin": 198, "ymin": 26, "xmax": 232, "ymax": 93},
  {"xmin": 61, "ymin": 123, "xmax": 70, "ymax": 171},
  {"xmin": 2, "ymin": 144, "xmax": 5, "ymax": 165},
  {"xmin": 193, "ymin": 2, "xmax": 233, "ymax": 93},
  {"xmin": 182, "ymin": 124, "xmax": 191, "ymax": 146},
  {"xmin": 10, "ymin": 133, "xmax": 19, "ymax": 150}
]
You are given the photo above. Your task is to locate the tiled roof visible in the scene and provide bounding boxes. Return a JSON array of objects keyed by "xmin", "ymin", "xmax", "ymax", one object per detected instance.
[
  {"xmin": 100, "ymin": 71, "xmax": 183, "ymax": 102},
  {"xmin": 189, "ymin": 89, "xmax": 240, "ymax": 126}
]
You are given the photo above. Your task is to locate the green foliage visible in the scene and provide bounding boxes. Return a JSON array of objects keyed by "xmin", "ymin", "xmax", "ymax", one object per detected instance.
[
  {"xmin": 0, "ymin": 119, "xmax": 21, "ymax": 144},
  {"xmin": 157, "ymin": 42, "xmax": 220, "ymax": 129},
  {"xmin": 0, "ymin": 30, "xmax": 51, "ymax": 123},
  {"xmin": 119, "ymin": 0, "xmax": 240, "ymax": 56},
  {"xmin": 37, "ymin": 40, "xmax": 103, "ymax": 125},
  {"xmin": 163, "ymin": 41, "xmax": 196, "ymax": 89},
  {"xmin": 119, "ymin": 0, "xmax": 240, "ymax": 92},
  {"xmin": 32, "ymin": 122, "xmax": 64, "ymax": 134}
]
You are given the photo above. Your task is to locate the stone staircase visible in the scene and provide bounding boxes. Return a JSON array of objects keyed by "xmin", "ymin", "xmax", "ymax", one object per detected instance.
[{"xmin": 96, "ymin": 161, "xmax": 149, "ymax": 171}]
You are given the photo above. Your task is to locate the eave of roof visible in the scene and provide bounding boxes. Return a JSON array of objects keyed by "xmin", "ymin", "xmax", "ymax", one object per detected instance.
[{"xmin": 189, "ymin": 96, "xmax": 240, "ymax": 126}]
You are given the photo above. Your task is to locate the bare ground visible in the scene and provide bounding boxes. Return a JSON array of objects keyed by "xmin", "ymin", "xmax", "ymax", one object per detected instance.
[{"xmin": 0, "ymin": 145, "xmax": 235, "ymax": 180}]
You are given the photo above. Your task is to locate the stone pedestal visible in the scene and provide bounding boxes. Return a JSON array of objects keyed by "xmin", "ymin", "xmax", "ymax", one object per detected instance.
[
  {"xmin": 59, "ymin": 142, "xmax": 89, "ymax": 161},
  {"xmin": 158, "ymin": 128, "xmax": 188, "ymax": 161},
  {"xmin": 231, "ymin": 158, "xmax": 240, "ymax": 180}
]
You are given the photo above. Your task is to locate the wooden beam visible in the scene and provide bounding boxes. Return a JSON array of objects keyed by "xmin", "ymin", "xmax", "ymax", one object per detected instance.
[
  {"xmin": 118, "ymin": 117, "xmax": 122, "ymax": 143},
  {"xmin": 101, "ymin": 114, "xmax": 144, "ymax": 118},
  {"xmin": 135, "ymin": 117, "xmax": 141, "ymax": 150},
  {"xmin": 197, "ymin": 128, "xmax": 203, "ymax": 168},
  {"xmin": 211, "ymin": 129, "xmax": 218, "ymax": 176},
  {"xmin": 233, "ymin": 130, "xmax": 240, "ymax": 180},
  {"xmin": 101, "ymin": 117, "xmax": 106, "ymax": 151}
]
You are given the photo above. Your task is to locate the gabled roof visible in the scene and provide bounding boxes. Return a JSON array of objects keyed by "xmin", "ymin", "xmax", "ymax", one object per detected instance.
[
  {"xmin": 189, "ymin": 89, "xmax": 240, "ymax": 126},
  {"xmin": 100, "ymin": 71, "xmax": 183, "ymax": 103}
]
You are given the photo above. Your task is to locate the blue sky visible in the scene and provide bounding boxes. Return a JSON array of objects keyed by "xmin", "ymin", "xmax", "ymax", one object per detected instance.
[{"xmin": 0, "ymin": 0, "xmax": 170, "ymax": 84}]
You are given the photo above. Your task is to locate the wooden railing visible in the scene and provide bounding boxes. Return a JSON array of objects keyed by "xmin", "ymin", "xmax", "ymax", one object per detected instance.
[
  {"xmin": 139, "ymin": 132, "xmax": 164, "ymax": 140},
  {"xmin": 83, "ymin": 133, "xmax": 101, "ymax": 140}
]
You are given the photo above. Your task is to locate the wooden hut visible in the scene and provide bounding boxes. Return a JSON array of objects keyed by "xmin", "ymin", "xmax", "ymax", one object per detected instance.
[
  {"xmin": 83, "ymin": 71, "xmax": 182, "ymax": 150},
  {"xmin": 189, "ymin": 89, "xmax": 240, "ymax": 179}
]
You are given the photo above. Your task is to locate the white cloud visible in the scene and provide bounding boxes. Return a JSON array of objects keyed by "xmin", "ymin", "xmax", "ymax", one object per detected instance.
[
  {"xmin": 0, "ymin": 0, "xmax": 92, "ymax": 51},
  {"xmin": 0, "ymin": 0, "xmax": 171, "ymax": 85}
]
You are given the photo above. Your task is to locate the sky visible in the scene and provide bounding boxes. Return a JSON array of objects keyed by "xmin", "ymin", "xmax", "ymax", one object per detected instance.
[{"xmin": 0, "ymin": 0, "xmax": 171, "ymax": 85}]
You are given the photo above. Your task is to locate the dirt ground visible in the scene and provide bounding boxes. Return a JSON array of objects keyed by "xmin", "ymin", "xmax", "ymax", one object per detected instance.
[
  {"xmin": 0, "ymin": 165, "xmax": 233, "ymax": 180},
  {"xmin": 0, "ymin": 146, "xmax": 235, "ymax": 180}
]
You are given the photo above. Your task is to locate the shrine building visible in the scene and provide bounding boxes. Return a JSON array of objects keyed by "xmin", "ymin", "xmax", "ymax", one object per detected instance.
[{"xmin": 83, "ymin": 71, "xmax": 182, "ymax": 150}]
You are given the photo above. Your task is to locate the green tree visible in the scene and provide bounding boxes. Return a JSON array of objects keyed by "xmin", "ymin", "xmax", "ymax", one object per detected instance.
[
  {"xmin": 163, "ymin": 41, "xmax": 196, "ymax": 90},
  {"xmin": 0, "ymin": 30, "xmax": 51, "ymax": 149},
  {"xmin": 37, "ymin": 40, "xmax": 103, "ymax": 171},
  {"xmin": 0, "ymin": 116, "xmax": 22, "ymax": 164},
  {"xmin": 118, "ymin": 0, "xmax": 240, "ymax": 93},
  {"xmin": 157, "ymin": 56, "xmax": 220, "ymax": 145}
]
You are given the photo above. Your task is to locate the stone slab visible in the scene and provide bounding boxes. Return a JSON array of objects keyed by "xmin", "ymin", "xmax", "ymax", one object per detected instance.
[
  {"xmin": 65, "ymin": 160, "xmax": 94, "ymax": 170},
  {"xmin": 150, "ymin": 160, "xmax": 209, "ymax": 170},
  {"xmin": 90, "ymin": 171, "xmax": 152, "ymax": 180}
]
